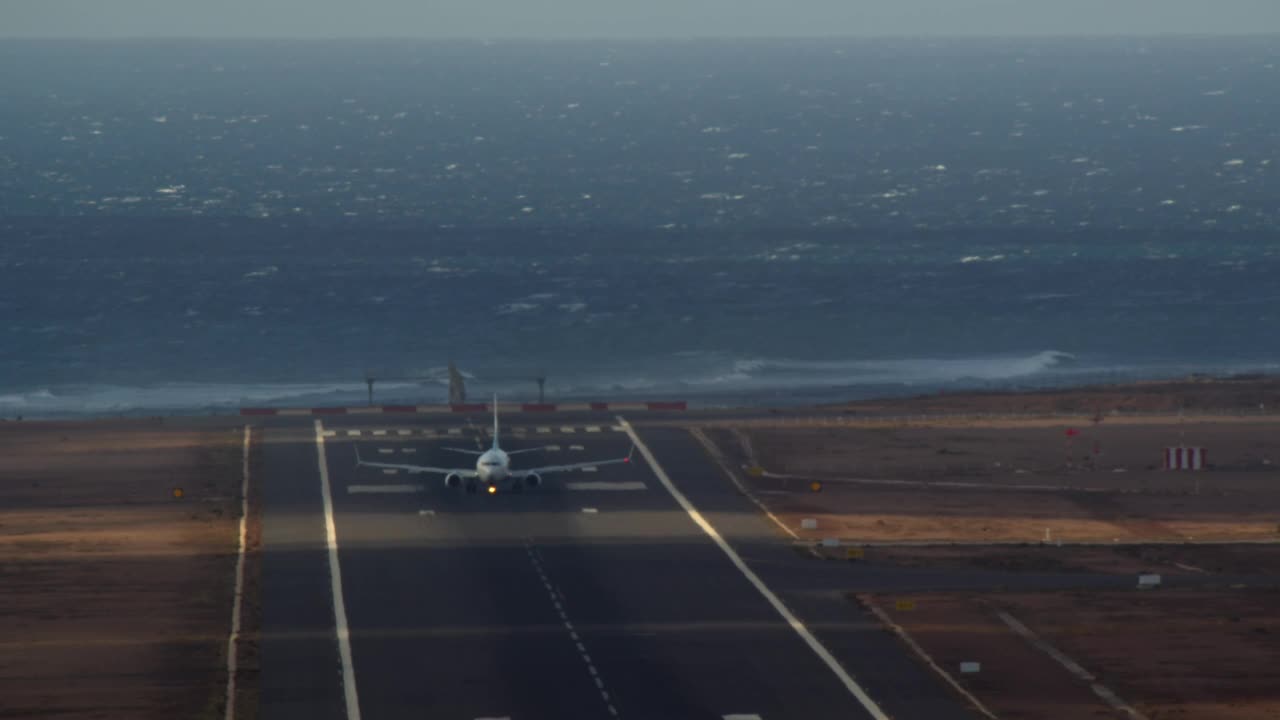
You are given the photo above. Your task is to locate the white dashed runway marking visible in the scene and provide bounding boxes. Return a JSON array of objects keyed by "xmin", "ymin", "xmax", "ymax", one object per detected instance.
[
  {"xmin": 372, "ymin": 430, "xmax": 387, "ymax": 436},
  {"xmin": 565, "ymin": 481, "xmax": 647, "ymax": 491},
  {"xmin": 524, "ymin": 542, "xmax": 618, "ymax": 719},
  {"xmin": 347, "ymin": 484, "xmax": 425, "ymax": 494},
  {"xmin": 560, "ymin": 427, "xmax": 575, "ymax": 434}
]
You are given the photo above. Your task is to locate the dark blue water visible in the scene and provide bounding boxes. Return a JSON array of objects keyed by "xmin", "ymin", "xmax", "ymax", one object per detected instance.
[{"xmin": 2, "ymin": 39, "xmax": 1278, "ymax": 414}]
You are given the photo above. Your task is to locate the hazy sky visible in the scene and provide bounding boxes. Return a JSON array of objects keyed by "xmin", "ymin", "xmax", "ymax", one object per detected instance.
[{"xmin": 4, "ymin": 0, "xmax": 1280, "ymax": 38}]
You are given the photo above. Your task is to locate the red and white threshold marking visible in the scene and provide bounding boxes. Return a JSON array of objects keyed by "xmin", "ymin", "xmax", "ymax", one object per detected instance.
[{"xmin": 241, "ymin": 401, "xmax": 687, "ymax": 416}]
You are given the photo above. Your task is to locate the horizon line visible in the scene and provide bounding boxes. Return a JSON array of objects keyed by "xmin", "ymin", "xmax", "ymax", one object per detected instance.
[{"xmin": 3, "ymin": 32, "xmax": 1280, "ymax": 42}]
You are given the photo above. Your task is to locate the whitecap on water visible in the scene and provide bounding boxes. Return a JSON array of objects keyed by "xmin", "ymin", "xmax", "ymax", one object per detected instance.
[
  {"xmin": 496, "ymin": 302, "xmax": 539, "ymax": 315},
  {"xmin": 243, "ymin": 266, "xmax": 278, "ymax": 280}
]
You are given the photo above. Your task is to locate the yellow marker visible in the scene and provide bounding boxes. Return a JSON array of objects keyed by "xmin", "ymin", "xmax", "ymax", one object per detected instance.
[
  {"xmin": 487, "ymin": 485, "xmax": 497, "ymax": 495},
  {"xmin": 894, "ymin": 599, "xmax": 917, "ymax": 612},
  {"xmin": 809, "ymin": 480, "xmax": 823, "ymax": 493},
  {"xmin": 845, "ymin": 547, "xmax": 864, "ymax": 560},
  {"xmin": 172, "ymin": 488, "xmax": 185, "ymax": 499},
  {"xmin": 747, "ymin": 465, "xmax": 765, "ymax": 477}
]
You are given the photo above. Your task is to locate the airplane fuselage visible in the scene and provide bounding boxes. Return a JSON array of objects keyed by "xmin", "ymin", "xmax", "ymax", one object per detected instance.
[{"xmin": 476, "ymin": 448, "xmax": 510, "ymax": 483}]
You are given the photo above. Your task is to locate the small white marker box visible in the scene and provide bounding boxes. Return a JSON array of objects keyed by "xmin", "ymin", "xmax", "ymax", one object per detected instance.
[
  {"xmin": 800, "ymin": 518, "xmax": 818, "ymax": 530},
  {"xmin": 1138, "ymin": 573, "xmax": 1162, "ymax": 589},
  {"xmin": 960, "ymin": 661, "xmax": 981, "ymax": 674}
]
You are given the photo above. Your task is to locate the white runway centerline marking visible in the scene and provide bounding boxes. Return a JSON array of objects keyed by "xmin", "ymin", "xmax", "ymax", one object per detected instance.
[
  {"xmin": 537, "ymin": 426, "xmax": 551, "ymax": 433},
  {"xmin": 586, "ymin": 426, "xmax": 602, "ymax": 433},
  {"xmin": 525, "ymin": 541, "xmax": 619, "ymax": 718},
  {"xmin": 569, "ymin": 444, "xmax": 585, "ymax": 451},
  {"xmin": 617, "ymin": 417, "xmax": 890, "ymax": 720},
  {"xmin": 397, "ymin": 429, "xmax": 412, "ymax": 436},
  {"xmin": 581, "ymin": 507, "xmax": 599, "ymax": 514},
  {"xmin": 346, "ymin": 430, "xmax": 362, "ymax": 437},
  {"xmin": 560, "ymin": 426, "xmax": 576, "ymax": 434},
  {"xmin": 348, "ymin": 483, "xmax": 425, "ymax": 494},
  {"xmin": 565, "ymin": 481, "xmax": 646, "ymax": 491},
  {"xmin": 314, "ymin": 420, "xmax": 362, "ymax": 720},
  {"xmin": 723, "ymin": 715, "xmax": 764, "ymax": 720},
  {"xmin": 372, "ymin": 430, "xmax": 387, "ymax": 436},
  {"xmin": 377, "ymin": 448, "xmax": 394, "ymax": 454}
]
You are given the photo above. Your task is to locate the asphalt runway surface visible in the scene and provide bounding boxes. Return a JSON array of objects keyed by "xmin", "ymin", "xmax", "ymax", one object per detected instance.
[{"xmin": 257, "ymin": 411, "xmax": 980, "ymax": 720}]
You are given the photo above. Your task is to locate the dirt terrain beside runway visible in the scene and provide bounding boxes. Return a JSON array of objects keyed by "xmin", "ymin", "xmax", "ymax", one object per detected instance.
[
  {"xmin": 0, "ymin": 419, "xmax": 245, "ymax": 720},
  {"xmin": 871, "ymin": 588, "xmax": 1280, "ymax": 720},
  {"xmin": 684, "ymin": 379, "xmax": 1280, "ymax": 719},
  {"xmin": 706, "ymin": 419, "xmax": 1280, "ymax": 544}
]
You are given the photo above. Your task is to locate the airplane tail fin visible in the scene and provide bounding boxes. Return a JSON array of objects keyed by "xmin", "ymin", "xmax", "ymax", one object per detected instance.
[{"xmin": 492, "ymin": 393, "xmax": 500, "ymax": 449}]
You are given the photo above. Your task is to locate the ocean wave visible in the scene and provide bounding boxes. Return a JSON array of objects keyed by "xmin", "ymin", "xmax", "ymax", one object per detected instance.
[
  {"xmin": 0, "ymin": 381, "xmax": 428, "ymax": 415},
  {"xmin": 716, "ymin": 350, "xmax": 1076, "ymax": 387},
  {"xmin": 4, "ymin": 352, "xmax": 1275, "ymax": 417}
]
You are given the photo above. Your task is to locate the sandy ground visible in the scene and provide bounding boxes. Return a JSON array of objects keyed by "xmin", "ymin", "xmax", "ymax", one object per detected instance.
[
  {"xmin": 0, "ymin": 419, "xmax": 245, "ymax": 720},
  {"xmin": 691, "ymin": 380, "xmax": 1280, "ymax": 718},
  {"xmin": 706, "ymin": 419, "xmax": 1280, "ymax": 544},
  {"xmin": 870, "ymin": 589, "xmax": 1280, "ymax": 720}
]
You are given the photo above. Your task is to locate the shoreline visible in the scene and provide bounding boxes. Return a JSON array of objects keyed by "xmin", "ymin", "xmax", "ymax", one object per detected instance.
[{"xmin": 3, "ymin": 371, "xmax": 1279, "ymax": 422}]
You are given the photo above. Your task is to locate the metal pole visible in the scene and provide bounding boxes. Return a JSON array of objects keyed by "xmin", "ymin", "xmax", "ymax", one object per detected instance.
[{"xmin": 367, "ymin": 377, "xmax": 375, "ymax": 407}]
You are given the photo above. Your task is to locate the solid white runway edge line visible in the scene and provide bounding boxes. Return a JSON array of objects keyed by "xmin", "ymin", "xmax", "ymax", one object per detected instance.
[
  {"xmin": 617, "ymin": 417, "xmax": 890, "ymax": 720},
  {"xmin": 315, "ymin": 419, "xmax": 363, "ymax": 720},
  {"xmin": 224, "ymin": 425, "xmax": 251, "ymax": 720}
]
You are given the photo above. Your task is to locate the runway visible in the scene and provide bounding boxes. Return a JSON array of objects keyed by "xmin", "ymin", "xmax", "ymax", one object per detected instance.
[{"xmin": 256, "ymin": 411, "xmax": 977, "ymax": 720}]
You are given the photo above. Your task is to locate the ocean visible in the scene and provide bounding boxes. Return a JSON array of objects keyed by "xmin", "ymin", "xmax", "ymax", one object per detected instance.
[{"xmin": 2, "ymin": 38, "xmax": 1278, "ymax": 415}]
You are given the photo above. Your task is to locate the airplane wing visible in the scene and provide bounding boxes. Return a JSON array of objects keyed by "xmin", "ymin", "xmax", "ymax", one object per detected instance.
[
  {"xmin": 355, "ymin": 446, "xmax": 478, "ymax": 477},
  {"xmin": 444, "ymin": 446, "xmax": 544, "ymax": 456},
  {"xmin": 510, "ymin": 446, "xmax": 635, "ymax": 478}
]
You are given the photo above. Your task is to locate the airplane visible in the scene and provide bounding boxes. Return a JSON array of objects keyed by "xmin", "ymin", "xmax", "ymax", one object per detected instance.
[{"xmin": 354, "ymin": 396, "xmax": 634, "ymax": 494}]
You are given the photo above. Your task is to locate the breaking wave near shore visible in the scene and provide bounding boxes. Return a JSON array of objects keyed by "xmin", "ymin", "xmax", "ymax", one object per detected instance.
[{"xmin": 0, "ymin": 350, "xmax": 1132, "ymax": 416}]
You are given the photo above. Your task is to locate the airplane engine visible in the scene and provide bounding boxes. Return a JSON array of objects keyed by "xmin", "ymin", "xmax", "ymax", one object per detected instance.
[
  {"xmin": 444, "ymin": 473, "xmax": 463, "ymax": 489},
  {"xmin": 524, "ymin": 473, "xmax": 543, "ymax": 489}
]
